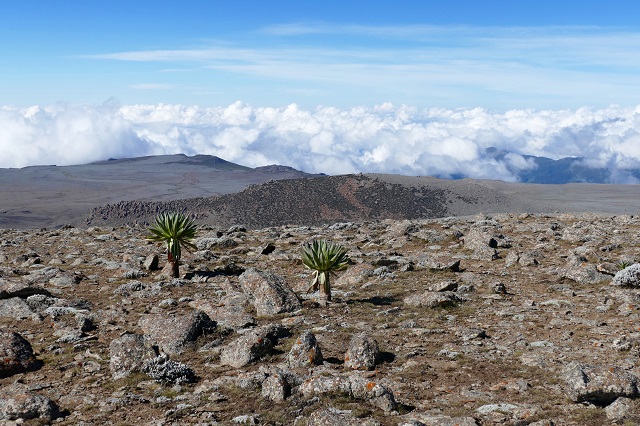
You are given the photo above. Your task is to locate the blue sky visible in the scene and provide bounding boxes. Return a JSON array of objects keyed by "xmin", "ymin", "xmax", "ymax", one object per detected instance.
[
  {"xmin": 3, "ymin": 1, "xmax": 640, "ymax": 181},
  {"xmin": 2, "ymin": 0, "xmax": 640, "ymax": 109}
]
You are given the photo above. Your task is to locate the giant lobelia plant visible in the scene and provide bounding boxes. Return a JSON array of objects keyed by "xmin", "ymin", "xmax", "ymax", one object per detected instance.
[
  {"xmin": 146, "ymin": 212, "xmax": 198, "ymax": 278},
  {"xmin": 301, "ymin": 239, "xmax": 350, "ymax": 304}
]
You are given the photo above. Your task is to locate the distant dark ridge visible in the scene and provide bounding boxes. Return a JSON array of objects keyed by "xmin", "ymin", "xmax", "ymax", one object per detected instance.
[{"xmin": 86, "ymin": 174, "xmax": 537, "ymax": 229}]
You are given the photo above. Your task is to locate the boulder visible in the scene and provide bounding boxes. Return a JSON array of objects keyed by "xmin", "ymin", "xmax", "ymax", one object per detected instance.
[
  {"xmin": 139, "ymin": 310, "xmax": 216, "ymax": 355},
  {"xmin": 0, "ymin": 332, "xmax": 41, "ymax": 378},
  {"xmin": 306, "ymin": 408, "xmax": 381, "ymax": 425},
  {"xmin": 219, "ymin": 324, "xmax": 290, "ymax": 368},
  {"xmin": 0, "ymin": 383, "xmax": 61, "ymax": 421},
  {"xmin": 404, "ymin": 291, "xmax": 463, "ymax": 309},
  {"xmin": 287, "ymin": 330, "xmax": 323, "ymax": 368},
  {"xmin": 562, "ymin": 361, "xmax": 639, "ymax": 404},
  {"xmin": 344, "ymin": 333, "xmax": 380, "ymax": 371},
  {"xmin": 238, "ymin": 268, "xmax": 301, "ymax": 316},
  {"xmin": 0, "ymin": 298, "xmax": 34, "ymax": 319},
  {"xmin": 300, "ymin": 371, "xmax": 397, "ymax": 412},
  {"xmin": 612, "ymin": 264, "xmax": 640, "ymax": 287},
  {"xmin": 109, "ymin": 333, "xmax": 156, "ymax": 380}
]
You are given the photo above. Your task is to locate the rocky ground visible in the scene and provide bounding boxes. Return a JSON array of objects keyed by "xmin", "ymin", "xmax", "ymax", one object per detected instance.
[{"xmin": 3, "ymin": 213, "xmax": 640, "ymax": 425}]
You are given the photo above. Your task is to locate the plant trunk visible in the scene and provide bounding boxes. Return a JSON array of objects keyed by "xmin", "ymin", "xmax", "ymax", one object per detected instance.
[
  {"xmin": 170, "ymin": 260, "xmax": 180, "ymax": 278},
  {"xmin": 168, "ymin": 252, "xmax": 180, "ymax": 278},
  {"xmin": 318, "ymin": 271, "xmax": 331, "ymax": 304}
]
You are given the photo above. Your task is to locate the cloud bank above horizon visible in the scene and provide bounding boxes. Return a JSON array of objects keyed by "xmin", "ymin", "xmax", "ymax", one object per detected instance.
[{"xmin": 2, "ymin": 101, "xmax": 640, "ymax": 183}]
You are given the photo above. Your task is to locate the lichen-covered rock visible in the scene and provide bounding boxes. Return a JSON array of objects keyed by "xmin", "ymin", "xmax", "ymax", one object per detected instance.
[
  {"xmin": 300, "ymin": 371, "xmax": 397, "ymax": 412},
  {"xmin": 612, "ymin": 264, "xmax": 640, "ymax": 287},
  {"xmin": 404, "ymin": 291, "xmax": 463, "ymax": 308},
  {"xmin": 306, "ymin": 408, "xmax": 381, "ymax": 425},
  {"xmin": 287, "ymin": 330, "xmax": 323, "ymax": 368},
  {"xmin": 142, "ymin": 353, "xmax": 196, "ymax": 384},
  {"xmin": 0, "ymin": 383, "xmax": 62, "ymax": 421},
  {"xmin": 0, "ymin": 298, "xmax": 34, "ymax": 319},
  {"xmin": 401, "ymin": 413, "xmax": 479, "ymax": 426},
  {"xmin": 414, "ymin": 254, "xmax": 461, "ymax": 272},
  {"xmin": 238, "ymin": 268, "xmax": 301, "ymax": 316},
  {"xmin": 260, "ymin": 371, "xmax": 289, "ymax": 402},
  {"xmin": 109, "ymin": 333, "xmax": 156, "ymax": 380},
  {"xmin": 562, "ymin": 362, "xmax": 639, "ymax": 404},
  {"xmin": 219, "ymin": 324, "xmax": 289, "ymax": 368},
  {"xmin": 563, "ymin": 264, "xmax": 609, "ymax": 285},
  {"xmin": 138, "ymin": 310, "xmax": 216, "ymax": 355},
  {"xmin": 189, "ymin": 296, "xmax": 256, "ymax": 330},
  {"xmin": 605, "ymin": 397, "xmax": 640, "ymax": 422},
  {"xmin": 344, "ymin": 333, "xmax": 379, "ymax": 371},
  {"xmin": 0, "ymin": 332, "xmax": 41, "ymax": 378},
  {"xmin": 429, "ymin": 280, "xmax": 458, "ymax": 292}
]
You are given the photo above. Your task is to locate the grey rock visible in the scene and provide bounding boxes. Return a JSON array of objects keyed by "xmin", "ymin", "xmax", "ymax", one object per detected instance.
[
  {"xmin": 344, "ymin": 333, "xmax": 380, "ymax": 371},
  {"xmin": 470, "ymin": 245, "xmax": 499, "ymax": 261},
  {"xmin": 238, "ymin": 268, "xmax": 301, "ymax": 316},
  {"xmin": 306, "ymin": 408, "xmax": 381, "ymax": 425},
  {"xmin": 429, "ymin": 280, "xmax": 458, "ymax": 292},
  {"xmin": 25, "ymin": 294, "xmax": 57, "ymax": 313},
  {"xmin": 563, "ymin": 264, "xmax": 609, "ymax": 285},
  {"xmin": 260, "ymin": 371, "xmax": 290, "ymax": 401},
  {"xmin": 109, "ymin": 333, "xmax": 156, "ymax": 380},
  {"xmin": 0, "ymin": 332, "xmax": 41, "ymax": 378},
  {"xmin": 612, "ymin": 264, "xmax": 640, "ymax": 287},
  {"xmin": 0, "ymin": 298, "xmax": 34, "ymax": 319},
  {"xmin": 196, "ymin": 237, "xmax": 238, "ymax": 250},
  {"xmin": 142, "ymin": 353, "xmax": 196, "ymax": 384},
  {"xmin": 300, "ymin": 371, "xmax": 397, "ymax": 412},
  {"xmin": 562, "ymin": 361, "xmax": 639, "ymax": 404},
  {"xmin": 414, "ymin": 254, "xmax": 461, "ymax": 272},
  {"xmin": 139, "ymin": 310, "xmax": 216, "ymax": 355},
  {"xmin": 287, "ymin": 330, "xmax": 323, "ymax": 368},
  {"xmin": 597, "ymin": 262, "xmax": 619, "ymax": 276},
  {"xmin": 605, "ymin": 396, "xmax": 640, "ymax": 422},
  {"xmin": 120, "ymin": 268, "xmax": 147, "ymax": 279},
  {"xmin": 219, "ymin": 324, "xmax": 289, "ymax": 368},
  {"xmin": 402, "ymin": 413, "xmax": 479, "ymax": 426},
  {"xmin": 49, "ymin": 272, "xmax": 81, "ymax": 287},
  {"xmin": 260, "ymin": 242, "xmax": 276, "ymax": 255},
  {"xmin": 142, "ymin": 254, "xmax": 159, "ymax": 270},
  {"xmin": 189, "ymin": 298, "xmax": 255, "ymax": 330},
  {"xmin": 404, "ymin": 291, "xmax": 463, "ymax": 309},
  {"xmin": 114, "ymin": 280, "xmax": 146, "ymax": 296},
  {"xmin": 476, "ymin": 403, "xmax": 519, "ymax": 414},
  {"xmin": 334, "ymin": 263, "xmax": 374, "ymax": 287},
  {"xmin": 231, "ymin": 414, "xmax": 260, "ymax": 424},
  {"xmin": 0, "ymin": 383, "xmax": 61, "ymax": 421},
  {"xmin": 0, "ymin": 280, "xmax": 51, "ymax": 299}
]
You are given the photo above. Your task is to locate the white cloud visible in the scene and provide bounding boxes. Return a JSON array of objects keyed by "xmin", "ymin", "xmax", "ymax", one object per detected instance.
[{"xmin": 1, "ymin": 101, "xmax": 640, "ymax": 182}]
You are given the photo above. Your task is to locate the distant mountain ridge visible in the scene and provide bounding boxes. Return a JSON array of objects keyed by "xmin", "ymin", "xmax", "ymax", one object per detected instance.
[{"xmin": 484, "ymin": 147, "xmax": 638, "ymax": 184}]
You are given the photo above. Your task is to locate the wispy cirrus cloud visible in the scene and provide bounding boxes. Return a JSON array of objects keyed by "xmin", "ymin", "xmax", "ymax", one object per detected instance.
[{"xmin": 84, "ymin": 24, "xmax": 640, "ymax": 109}]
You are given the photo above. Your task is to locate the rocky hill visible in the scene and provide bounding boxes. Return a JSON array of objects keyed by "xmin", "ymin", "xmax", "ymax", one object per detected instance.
[
  {"xmin": 85, "ymin": 174, "xmax": 550, "ymax": 228},
  {"xmin": 3, "ymin": 212, "xmax": 640, "ymax": 424}
]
